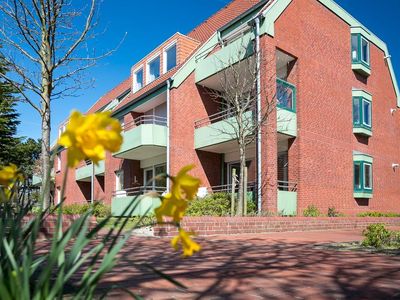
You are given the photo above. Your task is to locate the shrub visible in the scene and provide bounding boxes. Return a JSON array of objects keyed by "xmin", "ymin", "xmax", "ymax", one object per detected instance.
[
  {"xmin": 92, "ymin": 201, "xmax": 111, "ymax": 217},
  {"xmin": 327, "ymin": 207, "xmax": 343, "ymax": 217},
  {"xmin": 362, "ymin": 223, "xmax": 392, "ymax": 248},
  {"xmin": 357, "ymin": 211, "xmax": 400, "ymax": 217},
  {"xmin": 62, "ymin": 203, "xmax": 90, "ymax": 215},
  {"xmin": 186, "ymin": 192, "xmax": 257, "ymax": 216},
  {"xmin": 186, "ymin": 193, "xmax": 230, "ymax": 216},
  {"xmin": 303, "ymin": 204, "xmax": 321, "ymax": 217},
  {"xmin": 62, "ymin": 202, "xmax": 111, "ymax": 217}
]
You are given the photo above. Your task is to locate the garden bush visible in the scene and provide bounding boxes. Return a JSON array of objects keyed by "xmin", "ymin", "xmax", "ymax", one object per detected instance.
[
  {"xmin": 357, "ymin": 211, "xmax": 400, "ymax": 217},
  {"xmin": 186, "ymin": 192, "xmax": 257, "ymax": 216},
  {"xmin": 62, "ymin": 202, "xmax": 111, "ymax": 217},
  {"xmin": 303, "ymin": 204, "xmax": 321, "ymax": 217},
  {"xmin": 327, "ymin": 207, "xmax": 343, "ymax": 217},
  {"xmin": 362, "ymin": 223, "xmax": 393, "ymax": 248}
]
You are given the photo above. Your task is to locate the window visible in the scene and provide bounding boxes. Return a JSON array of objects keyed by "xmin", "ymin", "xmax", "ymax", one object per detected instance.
[
  {"xmin": 147, "ymin": 56, "xmax": 160, "ymax": 83},
  {"xmin": 351, "ymin": 34, "xmax": 358, "ymax": 62},
  {"xmin": 362, "ymin": 99, "xmax": 371, "ymax": 127},
  {"xmin": 364, "ymin": 163, "xmax": 372, "ymax": 190},
  {"xmin": 353, "ymin": 159, "xmax": 373, "ymax": 198},
  {"xmin": 353, "ymin": 96, "xmax": 372, "ymax": 135},
  {"xmin": 164, "ymin": 43, "xmax": 177, "ymax": 73},
  {"xmin": 144, "ymin": 164, "xmax": 167, "ymax": 191},
  {"xmin": 133, "ymin": 68, "xmax": 143, "ymax": 92},
  {"xmin": 354, "ymin": 163, "xmax": 361, "ymax": 190},
  {"xmin": 115, "ymin": 170, "xmax": 124, "ymax": 191},
  {"xmin": 351, "ymin": 33, "xmax": 370, "ymax": 76},
  {"xmin": 57, "ymin": 154, "xmax": 61, "ymax": 172},
  {"xmin": 361, "ymin": 37, "xmax": 370, "ymax": 65},
  {"xmin": 56, "ymin": 187, "xmax": 61, "ymax": 205}
]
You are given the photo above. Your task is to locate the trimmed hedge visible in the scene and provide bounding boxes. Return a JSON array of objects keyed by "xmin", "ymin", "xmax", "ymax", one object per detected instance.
[
  {"xmin": 62, "ymin": 202, "xmax": 111, "ymax": 218},
  {"xmin": 186, "ymin": 192, "xmax": 257, "ymax": 217},
  {"xmin": 357, "ymin": 211, "xmax": 400, "ymax": 217}
]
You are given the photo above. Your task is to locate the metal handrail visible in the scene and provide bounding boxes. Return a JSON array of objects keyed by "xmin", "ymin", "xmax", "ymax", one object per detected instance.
[
  {"xmin": 207, "ymin": 181, "xmax": 256, "ymax": 193},
  {"xmin": 194, "ymin": 108, "xmax": 240, "ymax": 129},
  {"xmin": 277, "ymin": 180, "xmax": 298, "ymax": 192},
  {"xmin": 123, "ymin": 115, "xmax": 167, "ymax": 131},
  {"xmin": 112, "ymin": 186, "xmax": 166, "ymax": 197}
]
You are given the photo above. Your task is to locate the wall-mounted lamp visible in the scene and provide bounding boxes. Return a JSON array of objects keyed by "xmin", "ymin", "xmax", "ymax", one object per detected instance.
[
  {"xmin": 392, "ymin": 163, "xmax": 400, "ymax": 170},
  {"xmin": 391, "ymin": 108, "xmax": 397, "ymax": 115},
  {"xmin": 384, "ymin": 55, "xmax": 392, "ymax": 60}
]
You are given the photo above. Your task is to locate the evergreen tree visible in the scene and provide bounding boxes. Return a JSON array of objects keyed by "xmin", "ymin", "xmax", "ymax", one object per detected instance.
[{"xmin": 0, "ymin": 53, "xmax": 20, "ymax": 165}]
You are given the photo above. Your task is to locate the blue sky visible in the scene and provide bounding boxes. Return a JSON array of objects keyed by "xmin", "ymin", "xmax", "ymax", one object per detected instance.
[{"xmin": 15, "ymin": 0, "xmax": 400, "ymax": 142}]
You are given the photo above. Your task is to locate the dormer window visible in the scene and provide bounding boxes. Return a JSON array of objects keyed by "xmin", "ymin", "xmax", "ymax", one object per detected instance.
[
  {"xmin": 133, "ymin": 67, "xmax": 143, "ymax": 92},
  {"xmin": 351, "ymin": 31, "xmax": 371, "ymax": 77},
  {"xmin": 164, "ymin": 43, "xmax": 177, "ymax": 73},
  {"xmin": 147, "ymin": 55, "xmax": 160, "ymax": 84}
]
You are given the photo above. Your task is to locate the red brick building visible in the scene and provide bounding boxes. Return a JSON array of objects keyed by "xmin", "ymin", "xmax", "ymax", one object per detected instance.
[{"xmin": 54, "ymin": 0, "xmax": 400, "ymax": 216}]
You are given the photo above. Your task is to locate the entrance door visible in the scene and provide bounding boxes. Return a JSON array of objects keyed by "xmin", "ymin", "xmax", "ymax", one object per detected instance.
[{"xmin": 227, "ymin": 162, "xmax": 240, "ymax": 186}]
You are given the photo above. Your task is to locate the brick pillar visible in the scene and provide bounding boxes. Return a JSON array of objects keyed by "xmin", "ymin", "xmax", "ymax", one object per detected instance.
[{"xmin": 260, "ymin": 35, "xmax": 278, "ymax": 213}]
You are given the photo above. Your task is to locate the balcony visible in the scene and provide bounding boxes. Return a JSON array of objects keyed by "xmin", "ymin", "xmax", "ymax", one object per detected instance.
[
  {"xmin": 194, "ymin": 109, "xmax": 254, "ymax": 152},
  {"xmin": 195, "ymin": 31, "xmax": 254, "ymax": 89},
  {"xmin": 277, "ymin": 180, "xmax": 297, "ymax": 216},
  {"xmin": 113, "ymin": 115, "xmax": 167, "ymax": 160},
  {"xmin": 111, "ymin": 186, "xmax": 165, "ymax": 216},
  {"xmin": 75, "ymin": 160, "xmax": 105, "ymax": 182},
  {"xmin": 276, "ymin": 78, "xmax": 297, "ymax": 137}
]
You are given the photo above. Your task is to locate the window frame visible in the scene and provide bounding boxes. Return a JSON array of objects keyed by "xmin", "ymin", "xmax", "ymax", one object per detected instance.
[
  {"xmin": 163, "ymin": 41, "xmax": 177, "ymax": 74},
  {"xmin": 352, "ymin": 96, "xmax": 372, "ymax": 130},
  {"xmin": 133, "ymin": 66, "xmax": 144, "ymax": 92},
  {"xmin": 351, "ymin": 33, "xmax": 370, "ymax": 67},
  {"xmin": 353, "ymin": 160, "xmax": 373, "ymax": 195},
  {"xmin": 146, "ymin": 54, "xmax": 161, "ymax": 84},
  {"xmin": 115, "ymin": 170, "xmax": 124, "ymax": 191},
  {"xmin": 362, "ymin": 98, "xmax": 372, "ymax": 128},
  {"xmin": 360, "ymin": 36, "xmax": 370, "ymax": 66},
  {"xmin": 57, "ymin": 153, "xmax": 61, "ymax": 172},
  {"xmin": 363, "ymin": 162, "xmax": 373, "ymax": 190}
]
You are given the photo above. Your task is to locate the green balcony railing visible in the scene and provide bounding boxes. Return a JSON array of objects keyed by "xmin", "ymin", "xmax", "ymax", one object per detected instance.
[{"xmin": 276, "ymin": 78, "xmax": 296, "ymax": 112}]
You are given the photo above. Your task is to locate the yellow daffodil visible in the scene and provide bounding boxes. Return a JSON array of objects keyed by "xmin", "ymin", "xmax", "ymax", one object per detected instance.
[
  {"xmin": 155, "ymin": 192, "xmax": 188, "ymax": 223},
  {"xmin": 171, "ymin": 228, "xmax": 201, "ymax": 257},
  {"xmin": 0, "ymin": 164, "xmax": 22, "ymax": 186},
  {"xmin": 171, "ymin": 165, "xmax": 201, "ymax": 201},
  {"xmin": 0, "ymin": 164, "xmax": 23, "ymax": 200},
  {"xmin": 58, "ymin": 111, "xmax": 123, "ymax": 168}
]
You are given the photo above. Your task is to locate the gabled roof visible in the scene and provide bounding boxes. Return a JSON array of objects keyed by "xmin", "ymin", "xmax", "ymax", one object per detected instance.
[
  {"xmin": 112, "ymin": 68, "xmax": 178, "ymax": 114},
  {"xmin": 87, "ymin": 76, "xmax": 131, "ymax": 114},
  {"xmin": 188, "ymin": 0, "xmax": 261, "ymax": 43}
]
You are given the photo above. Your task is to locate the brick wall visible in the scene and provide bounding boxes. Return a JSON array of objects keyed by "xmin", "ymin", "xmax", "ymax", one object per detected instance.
[
  {"xmin": 271, "ymin": 0, "xmax": 400, "ymax": 215},
  {"xmin": 154, "ymin": 216, "xmax": 400, "ymax": 237},
  {"xmin": 24, "ymin": 215, "xmax": 97, "ymax": 239}
]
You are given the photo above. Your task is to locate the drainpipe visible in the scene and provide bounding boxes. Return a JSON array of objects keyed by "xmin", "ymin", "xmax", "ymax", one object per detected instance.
[
  {"xmin": 166, "ymin": 79, "xmax": 171, "ymax": 192},
  {"xmin": 255, "ymin": 16, "xmax": 262, "ymax": 215},
  {"xmin": 91, "ymin": 161, "xmax": 94, "ymax": 204}
]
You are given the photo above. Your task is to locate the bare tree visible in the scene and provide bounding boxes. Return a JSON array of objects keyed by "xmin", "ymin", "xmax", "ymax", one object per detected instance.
[
  {"xmin": 206, "ymin": 38, "xmax": 281, "ymax": 216},
  {"xmin": 0, "ymin": 0, "xmax": 123, "ymax": 207}
]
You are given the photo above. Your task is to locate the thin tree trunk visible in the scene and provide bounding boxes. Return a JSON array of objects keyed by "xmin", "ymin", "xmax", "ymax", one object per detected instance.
[
  {"xmin": 41, "ymin": 106, "xmax": 51, "ymax": 208},
  {"xmin": 40, "ymin": 27, "xmax": 53, "ymax": 209},
  {"xmin": 237, "ymin": 143, "xmax": 246, "ymax": 216}
]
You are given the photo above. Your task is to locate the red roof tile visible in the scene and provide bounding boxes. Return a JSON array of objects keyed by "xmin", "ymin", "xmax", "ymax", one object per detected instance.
[
  {"xmin": 87, "ymin": 76, "xmax": 131, "ymax": 114},
  {"xmin": 188, "ymin": 0, "xmax": 262, "ymax": 43}
]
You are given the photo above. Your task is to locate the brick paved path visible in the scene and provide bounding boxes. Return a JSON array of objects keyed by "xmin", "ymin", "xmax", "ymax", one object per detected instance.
[{"xmin": 99, "ymin": 230, "xmax": 400, "ymax": 299}]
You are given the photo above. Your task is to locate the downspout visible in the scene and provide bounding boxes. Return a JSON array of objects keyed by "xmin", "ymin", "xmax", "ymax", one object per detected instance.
[
  {"xmin": 166, "ymin": 79, "xmax": 171, "ymax": 192},
  {"xmin": 255, "ymin": 16, "xmax": 262, "ymax": 215},
  {"xmin": 91, "ymin": 161, "xmax": 94, "ymax": 204}
]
